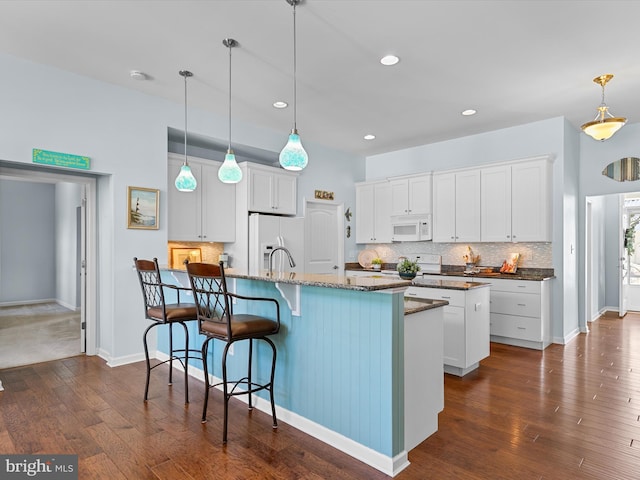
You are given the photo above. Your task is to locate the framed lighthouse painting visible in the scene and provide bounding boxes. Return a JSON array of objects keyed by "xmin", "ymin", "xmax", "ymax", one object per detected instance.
[{"xmin": 127, "ymin": 186, "xmax": 159, "ymax": 230}]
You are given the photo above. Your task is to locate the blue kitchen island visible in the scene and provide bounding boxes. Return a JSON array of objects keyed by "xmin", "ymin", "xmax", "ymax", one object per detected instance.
[{"xmin": 161, "ymin": 269, "xmax": 447, "ymax": 476}]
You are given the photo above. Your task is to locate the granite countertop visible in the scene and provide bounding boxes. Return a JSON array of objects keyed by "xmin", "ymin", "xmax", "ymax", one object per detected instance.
[
  {"xmin": 345, "ymin": 263, "xmax": 554, "ymax": 281},
  {"xmin": 410, "ymin": 278, "xmax": 491, "ymax": 290},
  {"xmin": 219, "ymin": 269, "xmax": 413, "ymax": 292},
  {"xmin": 404, "ymin": 298, "xmax": 449, "ymax": 315}
]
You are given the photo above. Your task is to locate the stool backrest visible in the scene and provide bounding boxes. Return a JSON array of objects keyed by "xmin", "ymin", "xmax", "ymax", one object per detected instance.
[
  {"xmin": 185, "ymin": 262, "xmax": 233, "ymax": 338},
  {"xmin": 133, "ymin": 257, "xmax": 166, "ymax": 319}
]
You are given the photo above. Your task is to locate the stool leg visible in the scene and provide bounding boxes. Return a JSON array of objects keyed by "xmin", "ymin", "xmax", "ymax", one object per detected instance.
[
  {"xmin": 168, "ymin": 323, "xmax": 174, "ymax": 386},
  {"xmin": 142, "ymin": 323, "xmax": 155, "ymax": 401},
  {"xmin": 265, "ymin": 337, "xmax": 278, "ymax": 429},
  {"xmin": 180, "ymin": 321, "xmax": 190, "ymax": 404},
  {"xmin": 201, "ymin": 338, "xmax": 212, "ymax": 423},
  {"xmin": 222, "ymin": 342, "xmax": 232, "ymax": 444},
  {"xmin": 247, "ymin": 339, "xmax": 253, "ymax": 411}
]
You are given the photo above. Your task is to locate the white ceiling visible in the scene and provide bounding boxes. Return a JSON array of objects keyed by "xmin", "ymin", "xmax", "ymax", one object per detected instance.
[{"xmin": 1, "ymin": 0, "xmax": 639, "ymax": 157}]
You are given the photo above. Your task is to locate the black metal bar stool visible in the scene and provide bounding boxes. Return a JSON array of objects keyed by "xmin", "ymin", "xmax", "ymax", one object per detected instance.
[
  {"xmin": 186, "ymin": 261, "xmax": 280, "ymax": 443},
  {"xmin": 133, "ymin": 257, "xmax": 202, "ymax": 404}
]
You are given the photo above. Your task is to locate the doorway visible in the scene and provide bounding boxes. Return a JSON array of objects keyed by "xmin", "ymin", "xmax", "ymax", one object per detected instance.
[
  {"xmin": 0, "ymin": 165, "xmax": 97, "ymax": 366},
  {"xmin": 303, "ymin": 200, "xmax": 344, "ymax": 274}
]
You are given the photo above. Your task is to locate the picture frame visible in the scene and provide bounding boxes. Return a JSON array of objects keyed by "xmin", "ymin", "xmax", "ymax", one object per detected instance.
[
  {"xmin": 171, "ymin": 248, "xmax": 202, "ymax": 269},
  {"xmin": 127, "ymin": 186, "xmax": 159, "ymax": 230}
]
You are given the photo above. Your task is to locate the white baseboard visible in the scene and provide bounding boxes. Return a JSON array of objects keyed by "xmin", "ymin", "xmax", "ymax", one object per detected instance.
[
  {"xmin": 562, "ymin": 327, "xmax": 580, "ymax": 344},
  {"xmin": 56, "ymin": 299, "xmax": 80, "ymax": 311},
  {"xmin": 0, "ymin": 298, "xmax": 56, "ymax": 307}
]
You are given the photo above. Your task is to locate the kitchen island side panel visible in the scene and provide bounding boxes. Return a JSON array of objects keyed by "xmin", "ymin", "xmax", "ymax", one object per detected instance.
[{"xmin": 238, "ymin": 280, "xmax": 404, "ymax": 457}]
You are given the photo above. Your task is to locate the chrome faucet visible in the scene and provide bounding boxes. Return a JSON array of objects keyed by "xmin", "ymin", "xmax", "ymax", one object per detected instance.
[{"xmin": 268, "ymin": 246, "xmax": 296, "ymax": 276}]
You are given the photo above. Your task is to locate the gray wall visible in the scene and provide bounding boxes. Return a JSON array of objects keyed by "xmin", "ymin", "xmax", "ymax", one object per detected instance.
[{"xmin": 0, "ymin": 180, "xmax": 56, "ymax": 303}]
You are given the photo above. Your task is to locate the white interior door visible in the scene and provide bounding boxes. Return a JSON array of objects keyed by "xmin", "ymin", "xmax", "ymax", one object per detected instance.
[{"xmin": 304, "ymin": 200, "xmax": 344, "ymax": 274}]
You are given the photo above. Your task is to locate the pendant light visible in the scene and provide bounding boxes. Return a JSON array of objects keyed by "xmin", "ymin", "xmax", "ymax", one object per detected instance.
[
  {"xmin": 581, "ymin": 74, "xmax": 627, "ymax": 141},
  {"xmin": 218, "ymin": 38, "xmax": 243, "ymax": 184},
  {"xmin": 174, "ymin": 70, "xmax": 198, "ymax": 192},
  {"xmin": 279, "ymin": 0, "xmax": 308, "ymax": 171}
]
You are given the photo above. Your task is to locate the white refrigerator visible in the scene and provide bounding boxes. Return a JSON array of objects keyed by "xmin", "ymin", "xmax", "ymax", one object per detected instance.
[{"xmin": 249, "ymin": 213, "xmax": 304, "ymax": 275}]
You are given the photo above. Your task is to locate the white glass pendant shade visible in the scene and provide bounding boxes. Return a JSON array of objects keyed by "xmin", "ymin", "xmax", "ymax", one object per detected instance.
[
  {"xmin": 279, "ymin": 129, "xmax": 308, "ymax": 171},
  {"xmin": 175, "ymin": 164, "xmax": 197, "ymax": 191},
  {"xmin": 218, "ymin": 150, "xmax": 243, "ymax": 183},
  {"xmin": 582, "ymin": 106, "xmax": 626, "ymax": 141}
]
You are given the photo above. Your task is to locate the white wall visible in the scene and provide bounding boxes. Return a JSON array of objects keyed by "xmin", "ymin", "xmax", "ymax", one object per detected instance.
[
  {"xmin": 0, "ymin": 180, "xmax": 56, "ymax": 303},
  {"xmin": 0, "ymin": 52, "xmax": 364, "ymax": 363}
]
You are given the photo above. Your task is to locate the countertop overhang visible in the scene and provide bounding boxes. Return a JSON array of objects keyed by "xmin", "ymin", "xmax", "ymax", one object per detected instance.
[{"xmin": 168, "ymin": 268, "xmax": 413, "ymax": 292}]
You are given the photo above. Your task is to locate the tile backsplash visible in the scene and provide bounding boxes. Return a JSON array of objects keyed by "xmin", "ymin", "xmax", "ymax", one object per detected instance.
[{"xmin": 364, "ymin": 242, "xmax": 552, "ymax": 269}]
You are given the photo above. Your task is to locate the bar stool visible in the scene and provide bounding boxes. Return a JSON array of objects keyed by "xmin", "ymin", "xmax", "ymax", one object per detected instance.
[
  {"xmin": 133, "ymin": 257, "xmax": 201, "ymax": 404},
  {"xmin": 185, "ymin": 261, "xmax": 280, "ymax": 443}
]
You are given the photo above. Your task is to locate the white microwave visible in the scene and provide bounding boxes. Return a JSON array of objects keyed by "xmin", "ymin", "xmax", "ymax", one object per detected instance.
[{"xmin": 391, "ymin": 214, "xmax": 432, "ymax": 242}]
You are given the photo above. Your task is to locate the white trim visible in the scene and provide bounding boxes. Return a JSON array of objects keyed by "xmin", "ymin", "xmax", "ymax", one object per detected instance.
[{"xmin": 562, "ymin": 328, "xmax": 581, "ymax": 344}]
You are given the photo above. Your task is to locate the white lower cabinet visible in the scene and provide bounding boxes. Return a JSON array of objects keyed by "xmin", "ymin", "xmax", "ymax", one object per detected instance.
[
  {"xmin": 488, "ymin": 278, "xmax": 552, "ymax": 350},
  {"xmin": 425, "ymin": 274, "xmax": 553, "ymax": 350},
  {"xmin": 405, "ymin": 285, "xmax": 490, "ymax": 376}
]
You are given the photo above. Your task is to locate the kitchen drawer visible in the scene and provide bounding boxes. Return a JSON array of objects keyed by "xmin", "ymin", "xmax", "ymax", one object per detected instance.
[
  {"xmin": 488, "ymin": 278, "xmax": 541, "ymax": 294},
  {"xmin": 490, "ymin": 313, "xmax": 542, "ymax": 342},
  {"xmin": 405, "ymin": 286, "xmax": 465, "ymax": 307},
  {"xmin": 490, "ymin": 291, "xmax": 541, "ymax": 317}
]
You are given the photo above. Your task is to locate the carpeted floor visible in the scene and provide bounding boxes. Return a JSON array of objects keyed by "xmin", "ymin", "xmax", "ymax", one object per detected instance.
[{"xmin": 0, "ymin": 302, "xmax": 81, "ymax": 370}]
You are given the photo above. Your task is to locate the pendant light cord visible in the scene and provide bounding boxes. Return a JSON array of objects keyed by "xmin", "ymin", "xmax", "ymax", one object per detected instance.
[
  {"xmin": 292, "ymin": 1, "xmax": 298, "ymax": 131},
  {"xmin": 228, "ymin": 41, "xmax": 233, "ymax": 151},
  {"xmin": 183, "ymin": 72, "xmax": 189, "ymax": 165}
]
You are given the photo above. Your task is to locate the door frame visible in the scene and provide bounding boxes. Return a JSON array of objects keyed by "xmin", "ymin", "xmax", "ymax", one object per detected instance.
[
  {"xmin": 0, "ymin": 165, "xmax": 97, "ymax": 356},
  {"xmin": 619, "ymin": 195, "xmax": 628, "ymax": 318},
  {"xmin": 303, "ymin": 198, "xmax": 345, "ymax": 274}
]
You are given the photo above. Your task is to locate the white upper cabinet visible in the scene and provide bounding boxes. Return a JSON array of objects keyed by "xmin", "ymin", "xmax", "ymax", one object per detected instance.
[
  {"xmin": 168, "ymin": 155, "xmax": 236, "ymax": 242},
  {"xmin": 481, "ymin": 157, "xmax": 552, "ymax": 242},
  {"xmin": 480, "ymin": 165, "xmax": 512, "ymax": 242},
  {"xmin": 246, "ymin": 164, "xmax": 297, "ymax": 215},
  {"xmin": 433, "ymin": 170, "xmax": 480, "ymax": 243},
  {"xmin": 511, "ymin": 158, "xmax": 552, "ymax": 242},
  {"xmin": 355, "ymin": 180, "xmax": 392, "ymax": 244},
  {"xmin": 389, "ymin": 174, "xmax": 432, "ymax": 216}
]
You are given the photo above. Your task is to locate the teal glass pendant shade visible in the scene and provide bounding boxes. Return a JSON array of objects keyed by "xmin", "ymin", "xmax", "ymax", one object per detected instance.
[
  {"xmin": 279, "ymin": 130, "xmax": 308, "ymax": 171},
  {"xmin": 175, "ymin": 164, "xmax": 197, "ymax": 192},
  {"xmin": 218, "ymin": 150, "xmax": 243, "ymax": 183}
]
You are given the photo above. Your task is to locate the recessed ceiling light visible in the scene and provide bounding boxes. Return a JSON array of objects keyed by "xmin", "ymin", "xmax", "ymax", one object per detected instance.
[
  {"xmin": 380, "ymin": 55, "xmax": 399, "ymax": 66},
  {"xmin": 364, "ymin": 134, "xmax": 376, "ymax": 140},
  {"xmin": 273, "ymin": 101, "xmax": 288, "ymax": 109},
  {"xmin": 462, "ymin": 109, "xmax": 477, "ymax": 116},
  {"xmin": 129, "ymin": 70, "xmax": 147, "ymax": 81}
]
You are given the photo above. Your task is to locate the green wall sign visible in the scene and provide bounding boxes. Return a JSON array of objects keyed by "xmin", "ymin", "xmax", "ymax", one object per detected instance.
[{"xmin": 32, "ymin": 149, "xmax": 91, "ymax": 170}]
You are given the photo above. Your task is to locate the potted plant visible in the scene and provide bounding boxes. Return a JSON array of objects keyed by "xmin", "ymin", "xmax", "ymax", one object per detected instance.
[
  {"xmin": 397, "ymin": 257, "xmax": 420, "ymax": 280},
  {"xmin": 371, "ymin": 257, "xmax": 383, "ymax": 271}
]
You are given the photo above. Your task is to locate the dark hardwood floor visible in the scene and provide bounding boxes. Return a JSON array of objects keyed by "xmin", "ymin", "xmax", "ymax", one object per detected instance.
[{"xmin": 1, "ymin": 312, "xmax": 639, "ymax": 479}]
